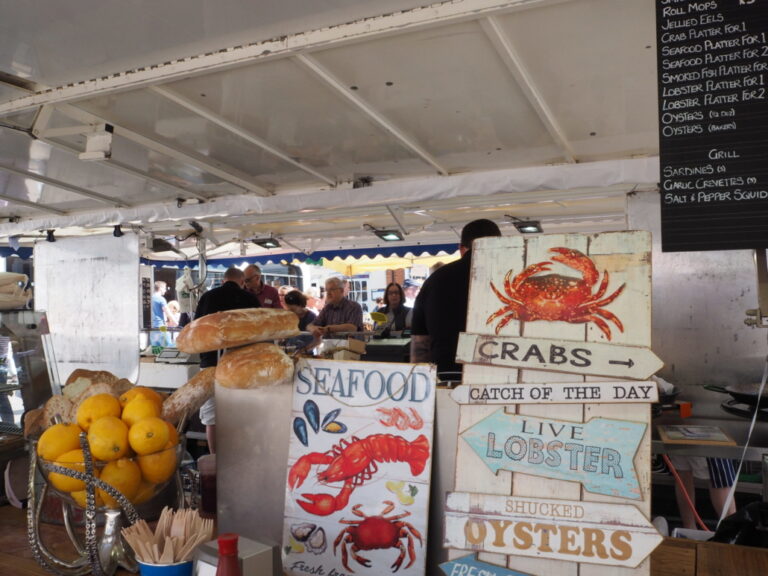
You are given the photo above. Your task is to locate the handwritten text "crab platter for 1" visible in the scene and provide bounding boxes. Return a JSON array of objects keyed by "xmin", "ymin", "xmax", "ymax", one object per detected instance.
[
  {"xmin": 457, "ymin": 333, "xmax": 664, "ymax": 380},
  {"xmin": 450, "ymin": 380, "xmax": 658, "ymax": 405},
  {"xmin": 444, "ymin": 493, "xmax": 663, "ymax": 568},
  {"xmin": 461, "ymin": 411, "xmax": 646, "ymax": 499}
]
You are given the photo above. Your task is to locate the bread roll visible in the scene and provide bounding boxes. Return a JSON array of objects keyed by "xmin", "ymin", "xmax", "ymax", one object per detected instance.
[
  {"xmin": 23, "ymin": 407, "xmax": 45, "ymax": 438},
  {"xmin": 161, "ymin": 367, "xmax": 216, "ymax": 425},
  {"xmin": 215, "ymin": 342, "xmax": 294, "ymax": 389},
  {"xmin": 176, "ymin": 308, "xmax": 299, "ymax": 354}
]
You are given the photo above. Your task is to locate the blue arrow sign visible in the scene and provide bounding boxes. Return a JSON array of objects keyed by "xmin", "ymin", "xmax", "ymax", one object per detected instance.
[
  {"xmin": 439, "ymin": 553, "xmax": 530, "ymax": 576},
  {"xmin": 461, "ymin": 410, "xmax": 646, "ymax": 499}
]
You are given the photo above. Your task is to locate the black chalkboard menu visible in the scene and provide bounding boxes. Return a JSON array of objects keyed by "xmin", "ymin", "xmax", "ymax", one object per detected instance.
[{"xmin": 656, "ymin": 1, "xmax": 768, "ymax": 252}]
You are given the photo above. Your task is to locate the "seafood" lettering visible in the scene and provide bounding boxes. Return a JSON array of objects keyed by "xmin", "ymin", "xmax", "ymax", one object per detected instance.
[{"xmin": 295, "ymin": 366, "xmax": 432, "ymax": 402}]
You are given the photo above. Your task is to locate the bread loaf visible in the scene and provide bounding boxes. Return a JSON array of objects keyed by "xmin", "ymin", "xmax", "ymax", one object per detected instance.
[
  {"xmin": 161, "ymin": 367, "xmax": 216, "ymax": 425},
  {"xmin": 40, "ymin": 395, "xmax": 75, "ymax": 429},
  {"xmin": 63, "ymin": 369, "xmax": 119, "ymax": 401},
  {"xmin": 215, "ymin": 342, "xmax": 294, "ymax": 389},
  {"xmin": 176, "ymin": 308, "xmax": 299, "ymax": 354}
]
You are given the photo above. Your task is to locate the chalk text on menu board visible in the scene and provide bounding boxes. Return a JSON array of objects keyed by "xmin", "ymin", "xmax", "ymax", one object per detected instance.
[{"xmin": 656, "ymin": 0, "xmax": 768, "ymax": 251}]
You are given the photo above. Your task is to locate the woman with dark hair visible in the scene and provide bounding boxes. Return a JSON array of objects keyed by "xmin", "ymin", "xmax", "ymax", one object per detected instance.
[
  {"xmin": 284, "ymin": 290, "xmax": 317, "ymax": 331},
  {"xmin": 378, "ymin": 282, "xmax": 412, "ymax": 338},
  {"xmin": 284, "ymin": 290, "xmax": 318, "ymax": 351}
]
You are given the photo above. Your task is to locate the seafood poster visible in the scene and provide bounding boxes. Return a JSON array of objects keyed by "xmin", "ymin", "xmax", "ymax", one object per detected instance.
[{"xmin": 283, "ymin": 358, "xmax": 436, "ymax": 576}]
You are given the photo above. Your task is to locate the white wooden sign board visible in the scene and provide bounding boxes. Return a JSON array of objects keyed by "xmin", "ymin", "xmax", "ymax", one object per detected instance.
[
  {"xmin": 450, "ymin": 380, "xmax": 658, "ymax": 405},
  {"xmin": 452, "ymin": 231, "xmax": 656, "ymax": 576},
  {"xmin": 444, "ymin": 492, "xmax": 663, "ymax": 568},
  {"xmin": 283, "ymin": 359, "xmax": 436, "ymax": 576}
]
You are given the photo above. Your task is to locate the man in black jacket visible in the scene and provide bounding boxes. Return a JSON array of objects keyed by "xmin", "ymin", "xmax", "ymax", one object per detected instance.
[
  {"xmin": 410, "ymin": 219, "xmax": 501, "ymax": 383},
  {"xmin": 194, "ymin": 266, "xmax": 260, "ymax": 452}
]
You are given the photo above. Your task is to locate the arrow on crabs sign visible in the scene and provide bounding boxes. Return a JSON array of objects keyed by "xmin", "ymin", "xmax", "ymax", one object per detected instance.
[
  {"xmin": 456, "ymin": 333, "xmax": 663, "ymax": 380},
  {"xmin": 461, "ymin": 410, "xmax": 646, "ymax": 499}
]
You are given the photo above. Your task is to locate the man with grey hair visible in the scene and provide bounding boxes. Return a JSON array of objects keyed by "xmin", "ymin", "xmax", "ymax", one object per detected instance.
[{"xmin": 308, "ymin": 276, "xmax": 363, "ymax": 339}]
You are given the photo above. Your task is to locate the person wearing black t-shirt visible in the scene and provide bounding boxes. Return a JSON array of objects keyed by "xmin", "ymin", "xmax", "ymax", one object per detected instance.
[
  {"xmin": 195, "ymin": 266, "xmax": 259, "ymax": 452},
  {"xmin": 411, "ymin": 219, "xmax": 501, "ymax": 383}
]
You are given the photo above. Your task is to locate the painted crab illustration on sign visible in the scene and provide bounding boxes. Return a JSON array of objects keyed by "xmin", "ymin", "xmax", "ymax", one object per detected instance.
[
  {"xmin": 334, "ymin": 501, "xmax": 423, "ymax": 573},
  {"xmin": 486, "ymin": 247, "xmax": 626, "ymax": 340}
]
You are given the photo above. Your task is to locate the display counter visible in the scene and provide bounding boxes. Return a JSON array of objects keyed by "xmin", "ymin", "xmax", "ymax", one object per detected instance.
[
  {"xmin": 360, "ymin": 337, "xmax": 410, "ymax": 363},
  {"xmin": 138, "ymin": 356, "xmax": 199, "ymax": 390}
]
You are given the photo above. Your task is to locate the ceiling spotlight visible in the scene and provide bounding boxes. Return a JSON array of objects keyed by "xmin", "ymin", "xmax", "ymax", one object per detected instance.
[
  {"xmin": 113, "ymin": 224, "xmax": 124, "ymax": 237},
  {"xmin": 506, "ymin": 215, "xmax": 543, "ymax": 234},
  {"xmin": 364, "ymin": 223, "xmax": 404, "ymax": 242},
  {"xmin": 252, "ymin": 236, "xmax": 281, "ymax": 249},
  {"xmin": 46, "ymin": 229, "xmax": 56, "ymax": 242}
]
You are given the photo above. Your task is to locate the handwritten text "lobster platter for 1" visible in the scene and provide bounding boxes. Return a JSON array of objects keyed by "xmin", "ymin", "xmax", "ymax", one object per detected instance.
[
  {"xmin": 450, "ymin": 380, "xmax": 658, "ymax": 405},
  {"xmin": 444, "ymin": 492, "xmax": 663, "ymax": 568},
  {"xmin": 457, "ymin": 333, "xmax": 663, "ymax": 380},
  {"xmin": 461, "ymin": 410, "xmax": 646, "ymax": 499}
]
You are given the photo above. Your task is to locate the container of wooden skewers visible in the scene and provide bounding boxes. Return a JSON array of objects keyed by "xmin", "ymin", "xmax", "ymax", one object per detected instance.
[{"xmin": 122, "ymin": 507, "xmax": 215, "ymax": 576}]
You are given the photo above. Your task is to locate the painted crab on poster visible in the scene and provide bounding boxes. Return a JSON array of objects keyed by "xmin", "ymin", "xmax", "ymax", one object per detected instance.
[
  {"xmin": 486, "ymin": 246, "xmax": 626, "ymax": 340},
  {"xmin": 283, "ymin": 358, "xmax": 436, "ymax": 576}
]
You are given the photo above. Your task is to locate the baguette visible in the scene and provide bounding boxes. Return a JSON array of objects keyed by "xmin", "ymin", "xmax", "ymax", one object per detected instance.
[
  {"xmin": 161, "ymin": 367, "xmax": 216, "ymax": 425},
  {"xmin": 176, "ymin": 308, "xmax": 299, "ymax": 354},
  {"xmin": 215, "ymin": 342, "xmax": 294, "ymax": 389}
]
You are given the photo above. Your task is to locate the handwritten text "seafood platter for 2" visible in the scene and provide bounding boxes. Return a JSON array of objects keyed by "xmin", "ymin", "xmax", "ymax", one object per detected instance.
[{"xmin": 283, "ymin": 359, "xmax": 436, "ymax": 576}]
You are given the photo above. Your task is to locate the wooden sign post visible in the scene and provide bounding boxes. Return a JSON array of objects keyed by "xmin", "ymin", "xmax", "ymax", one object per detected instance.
[{"xmin": 448, "ymin": 231, "xmax": 659, "ymax": 576}]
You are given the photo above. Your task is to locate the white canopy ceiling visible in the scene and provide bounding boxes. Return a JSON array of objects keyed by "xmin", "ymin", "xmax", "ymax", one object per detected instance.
[{"xmin": 0, "ymin": 0, "xmax": 660, "ymax": 259}]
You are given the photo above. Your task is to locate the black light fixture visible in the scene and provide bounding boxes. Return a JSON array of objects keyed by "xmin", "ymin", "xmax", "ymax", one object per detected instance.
[
  {"xmin": 506, "ymin": 215, "xmax": 543, "ymax": 234},
  {"xmin": 46, "ymin": 229, "xmax": 56, "ymax": 242},
  {"xmin": 113, "ymin": 224, "xmax": 124, "ymax": 237},
  {"xmin": 252, "ymin": 235, "xmax": 281, "ymax": 249},
  {"xmin": 363, "ymin": 223, "xmax": 404, "ymax": 242}
]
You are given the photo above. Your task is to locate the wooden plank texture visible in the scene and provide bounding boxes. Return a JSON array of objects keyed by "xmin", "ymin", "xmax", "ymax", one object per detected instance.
[
  {"xmin": 448, "ymin": 231, "xmax": 656, "ymax": 576},
  {"xmin": 444, "ymin": 491, "xmax": 663, "ymax": 568}
]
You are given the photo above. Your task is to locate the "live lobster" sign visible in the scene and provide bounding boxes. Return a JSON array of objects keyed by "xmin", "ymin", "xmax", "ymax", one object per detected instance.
[{"xmin": 460, "ymin": 410, "xmax": 646, "ymax": 499}]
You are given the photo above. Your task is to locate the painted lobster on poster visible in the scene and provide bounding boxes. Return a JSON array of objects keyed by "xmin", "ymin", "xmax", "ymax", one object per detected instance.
[
  {"xmin": 487, "ymin": 247, "xmax": 626, "ymax": 340},
  {"xmin": 288, "ymin": 432, "xmax": 431, "ymax": 516}
]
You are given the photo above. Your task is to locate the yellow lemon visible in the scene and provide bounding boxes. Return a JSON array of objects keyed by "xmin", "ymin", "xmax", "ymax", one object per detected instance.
[
  {"xmin": 48, "ymin": 449, "xmax": 92, "ymax": 493},
  {"xmin": 98, "ymin": 458, "xmax": 142, "ymax": 509},
  {"xmin": 37, "ymin": 423, "xmax": 83, "ymax": 461},
  {"xmin": 165, "ymin": 420, "xmax": 179, "ymax": 447},
  {"xmin": 76, "ymin": 394, "xmax": 121, "ymax": 432},
  {"xmin": 128, "ymin": 417, "xmax": 170, "ymax": 455},
  {"xmin": 121, "ymin": 394, "xmax": 161, "ymax": 428},
  {"xmin": 119, "ymin": 386, "xmax": 164, "ymax": 409},
  {"xmin": 87, "ymin": 416, "xmax": 129, "ymax": 461},
  {"xmin": 131, "ymin": 481, "xmax": 157, "ymax": 505},
  {"xmin": 137, "ymin": 443, "xmax": 177, "ymax": 484},
  {"xmin": 70, "ymin": 489, "xmax": 103, "ymax": 509}
]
